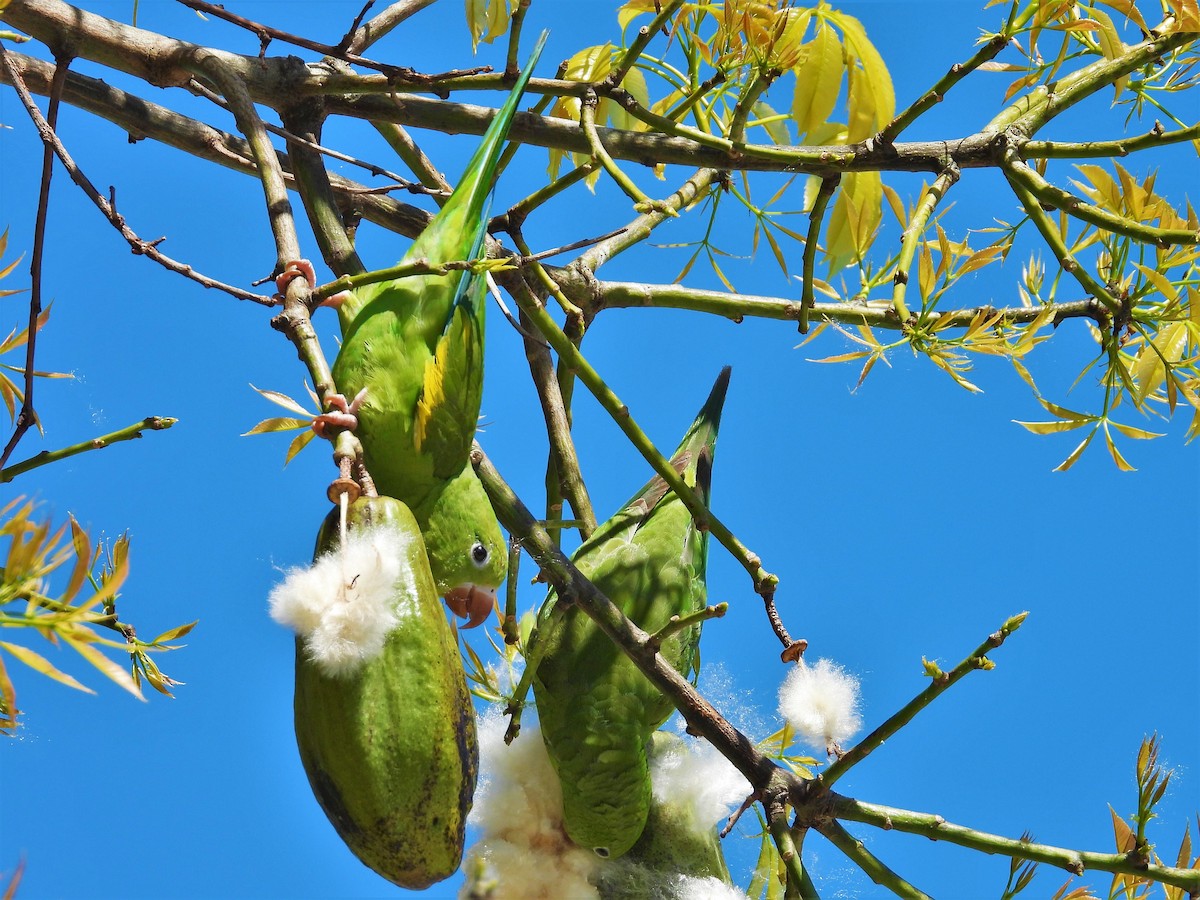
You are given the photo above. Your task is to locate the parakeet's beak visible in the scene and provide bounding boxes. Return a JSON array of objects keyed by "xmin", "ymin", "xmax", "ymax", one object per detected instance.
[{"xmin": 444, "ymin": 585, "xmax": 495, "ymax": 629}]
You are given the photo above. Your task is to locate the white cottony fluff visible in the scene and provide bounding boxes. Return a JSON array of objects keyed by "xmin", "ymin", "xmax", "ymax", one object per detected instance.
[
  {"xmin": 464, "ymin": 711, "xmax": 752, "ymax": 899},
  {"xmin": 778, "ymin": 657, "xmax": 863, "ymax": 752},
  {"xmin": 650, "ymin": 733, "xmax": 750, "ymax": 831},
  {"xmin": 462, "ymin": 711, "xmax": 601, "ymax": 899},
  {"xmin": 267, "ymin": 526, "xmax": 411, "ymax": 677},
  {"xmin": 673, "ymin": 875, "xmax": 752, "ymax": 900}
]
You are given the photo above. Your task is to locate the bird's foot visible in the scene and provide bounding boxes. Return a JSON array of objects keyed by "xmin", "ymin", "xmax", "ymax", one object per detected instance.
[
  {"xmin": 445, "ymin": 584, "xmax": 496, "ymax": 629},
  {"xmin": 274, "ymin": 258, "xmax": 351, "ymax": 308},
  {"xmin": 312, "ymin": 387, "xmax": 368, "ymax": 437}
]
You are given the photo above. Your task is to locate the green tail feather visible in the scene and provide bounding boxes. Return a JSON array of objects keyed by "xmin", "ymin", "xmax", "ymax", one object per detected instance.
[{"xmin": 402, "ymin": 30, "xmax": 548, "ymax": 318}]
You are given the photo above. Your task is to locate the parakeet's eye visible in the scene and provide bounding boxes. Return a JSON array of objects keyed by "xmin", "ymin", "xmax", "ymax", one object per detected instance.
[
  {"xmin": 593, "ymin": 847, "xmax": 610, "ymax": 858},
  {"xmin": 470, "ymin": 541, "xmax": 490, "ymax": 568}
]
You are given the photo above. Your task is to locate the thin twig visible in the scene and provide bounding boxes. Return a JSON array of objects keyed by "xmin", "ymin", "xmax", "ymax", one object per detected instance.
[
  {"xmin": 827, "ymin": 794, "xmax": 1200, "ymax": 891},
  {"xmin": 587, "ymin": 279, "xmax": 1111, "ymax": 330},
  {"xmin": 180, "ymin": 0, "xmax": 485, "ymax": 82},
  {"xmin": 800, "ymin": 176, "xmax": 838, "ymax": 334},
  {"xmin": 878, "ymin": 33, "xmax": 1010, "ymax": 144},
  {"xmin": 0, "ymin": 48, "xmax": 275, "ymax": 307},
  {"xmin": 816, "ymin": 819, "xmax": 932, "ymax": 899},
  {"xmin": 346, "ymin": 0, "xmax": 440, "ymax": 55},
  {"xmin": 512, "ymin": 284, "xmax": 598, "ymax": 541},
  {"xmin": 891, "ymin": 163, "xmax": 961, "ymax": 324},
  {"xmin": 0, "ymin": 51, "xmax": 66, "ymax": 469},
  {"xmin": 820, "ymin": 612, "xmax": 1028, "ymax": 788},
  {"xmin": 187, "ymin": 78, "xmax": 436, "ymax": 194},
  {"xmin": 1, "ymin": 417, "xmax": 177, "ymax": 483}
]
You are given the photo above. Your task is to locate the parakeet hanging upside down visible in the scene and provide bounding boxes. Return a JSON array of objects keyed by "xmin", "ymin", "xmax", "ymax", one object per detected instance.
[
  {"xmin": 532, "ymin": 367, "xmax": 732, "ymax": 860},
  {"xmin": 311, "ymin": 35, "xmax": 547, "ymax": 627}
]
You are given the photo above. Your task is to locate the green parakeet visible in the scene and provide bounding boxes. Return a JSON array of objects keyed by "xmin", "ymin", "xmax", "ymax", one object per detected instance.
[
  {"xmin": 321, "ymin": 35, "xmax": 547, "ymax": 627},
  {"xmin": 532, "ymin": 367, "xmax": 731, "ymax": 860}
]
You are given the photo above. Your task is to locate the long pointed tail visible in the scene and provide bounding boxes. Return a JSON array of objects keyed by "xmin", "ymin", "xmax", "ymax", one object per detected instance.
[{"xmin": 677, "ymin": 366, "xmax": 732, "ymax": 507}]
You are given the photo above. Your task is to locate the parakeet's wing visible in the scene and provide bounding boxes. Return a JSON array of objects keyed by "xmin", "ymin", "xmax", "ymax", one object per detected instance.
[{"xmin": 533, "ymin": 368, "xmax": 733, "ymax": 859}]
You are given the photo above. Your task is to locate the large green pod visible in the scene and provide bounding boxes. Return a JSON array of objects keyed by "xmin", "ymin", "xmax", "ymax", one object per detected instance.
[{"xmin": 294, "ymin": 496, "xmax": 478, "ymax": 888}]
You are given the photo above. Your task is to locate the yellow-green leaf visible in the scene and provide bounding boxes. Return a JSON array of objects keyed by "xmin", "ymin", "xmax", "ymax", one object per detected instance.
[
  {"xmin": 151, "ymin": 620, "xmax": 199, "ymax": 645},
  {"xmin": 1014, "ymin": 418, "xmax": 1090, "ymax": 434},
  {"xmin": 242, "ymin": 416, "xmax": 311, "ymax": 437},
  {"xmin": 64, "ymin": 634, "xmax": 143, "ymax": 700},
  {"xmin": 0, "ymin": 641, "xmax": 94, "ymax": 693},
  {"xmin": 249, "ymin": 384, "xmax": 314, "ymax": 417},
  {"xmin": 1053, "ymin": 429, "xmax": 1097, "ymax": 471},
  {"xmin": 791, "ymin": 22, "xmax": 842, "ymax": 137},
  {"xmin": 283, "ymin": 429, "xmax": 317, "ymax": 466}
]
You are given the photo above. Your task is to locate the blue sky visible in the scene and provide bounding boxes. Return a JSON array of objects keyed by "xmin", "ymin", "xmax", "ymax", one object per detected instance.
[{"xmin": 1, "ymin": 2, "xmax": 1196, "ymax": 898}]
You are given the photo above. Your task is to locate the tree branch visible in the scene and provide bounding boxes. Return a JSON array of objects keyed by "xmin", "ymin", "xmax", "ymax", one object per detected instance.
[{"xmin": 1, "ymin": 417, "xmax": 177, "ymax": 483}]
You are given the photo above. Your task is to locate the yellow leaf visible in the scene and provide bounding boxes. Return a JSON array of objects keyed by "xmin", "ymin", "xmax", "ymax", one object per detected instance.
[
  {"xmin": 1110, "ymin": 805, "xmax": 1137, "ymax": 852},
  {"xmin": 151, "ymin": 620, "xmax": 199, "ymax": 645},
  {"xmin": 249, "ymin": 384, "xmax": 314, "ymax": 417},
  {"xmin": 1095, "ymin": 0, "xmax": 1148, "ymax": 31},
  {"xmin": 465, "ymin": 0, "xmax": 512, "ymax": 50},
  {"xmin": 881, "ymin": 183, "xmax": 905, "ymax": 226},
  {"xmin": 1133, "ymin": 263, "xmax": 1179, "ymax": 304},
  {"xmin": 0, "ymin": 641, "xmax": 94, "ymax": 693},
  {"xmin": 65, "ymin": 634, "xmax": 143, "ymax": 700},
  {"xmin": 1103, "ymin": 428, "xmax": 1136, "ymax": 471},
  {"xmin": 284, "ymin": 429, "xmax": 317, "ymax": 467},
  {"xmin": 1108, "ymin": 421, "xmax": 1164, "ymax": 440},
  {"xmin": 833, "ymin": 11, "xmax": 894, "ymax": 140},
  {"xmin": 241, "ymin": 416, "xmax": 311, "ymax": 437},
  {"xmin": 1132, "ymin": 321, "xmax": 1187, "ymax": 405},
  {"xmin": 1165, "ymin": 0, "xmax": 1200, "ymax": 31},
  {"xmin": 1015, "ymin": 419, "xmax": 1091, "ymax": 434},
  {"xmin": 1053, "ymin": 429, "xmax": 1097, "ymax": 471},
  {"xmin": 64, "ymin": 514, "xmax": 93, "ymax": 604},
  {"xmin": 791, "ymin": 22, "xmax": 842, "ymax": 136}
]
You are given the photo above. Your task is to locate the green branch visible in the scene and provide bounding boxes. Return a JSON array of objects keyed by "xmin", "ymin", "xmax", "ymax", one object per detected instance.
[
  {"xmin": 817, "ymin": 819, "xmax": 932, "ymax": 899},
  {"xmin": 580, "ymin": 87, "xmax": 661, "ymax": 211},
  {"xmin": 472, "ymin": 446, "xmax": 788, "ymax": 795},
  {"xmin": 892, "ymin": 164, "xmax": 961, "ymax": 323},
  {"xmin": 603, "ymin": 0, "xmax": 685, "ymax": 90},
  {"xmin": 647, "ymin": 603, "xmax": 727, "ymax": 652},
  {"xmin": 1023, "ymin": 121, "xmax": 1200, "ymax": 158},
  {"xmin": 820, "ymin": 612, "xmax": 1027, "ymax": 789},
  {"xmin": 587, "ymin": 279, "xmax": 1109, "ymax": 330},
  {"xmin": 800, "ymin": 176, "xmax": 839, "ymax": 334},
  {"xmin": 1001, "ymin": 149, "xmax": 1122, "ymax": 315},
  {"xmin": 508, "ymin": 266, "xmax": 780, "ymax": 604},
  {"xmin": 987, "ymin": 29, "xmax": 1195, "ymax": 136},
  {"xmin": 1004, "ymin": 155, "xmax": 1199, "ymax": 247},
  {"xmin": 827, "ymin": 795, "xmax": 1200, "ymax": 891},
  {"xmin": 1, "ymin": 417, "xmax": 176, "ymax": 483},
  {"xmin": 880, "ymin": 33, "xmax": 1010, "ymax": 144}
]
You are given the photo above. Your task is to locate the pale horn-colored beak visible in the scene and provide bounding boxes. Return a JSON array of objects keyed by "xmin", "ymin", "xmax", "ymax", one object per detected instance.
[{"xmin": 444, "ymin": 584, "xmax": 496, "ymax": 629}]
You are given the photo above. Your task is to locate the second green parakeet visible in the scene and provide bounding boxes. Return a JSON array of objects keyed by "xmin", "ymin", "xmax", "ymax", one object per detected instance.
[
  {"xmin": 318, "ymin": 35, "xmax": 547, "ymax": 627},
  {"xmin": 532, "ymin": 367, "xmax": 731, "ymax": 859}
]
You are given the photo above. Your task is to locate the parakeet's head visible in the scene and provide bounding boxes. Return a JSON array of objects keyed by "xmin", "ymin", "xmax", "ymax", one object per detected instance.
[{"xmin": 414, "ymin": 464, "xmax": 507, "ymax": 628}]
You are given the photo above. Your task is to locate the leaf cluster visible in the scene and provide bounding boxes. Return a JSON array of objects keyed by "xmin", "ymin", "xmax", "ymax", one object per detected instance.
[{"xmin": 0, "ymin": 497, "xmax": 192, "ymax": 733}]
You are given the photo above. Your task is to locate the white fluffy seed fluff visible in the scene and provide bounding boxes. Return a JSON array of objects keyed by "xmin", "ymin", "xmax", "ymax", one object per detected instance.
[
  {"xmin": 464, "ymin": 712, "xmax": 753, "ymax": 900},
  {"xmin": 777, "ymin": 657, "xmax": 863, "ymax": 752},
  {"xmin": 650, "ymin": 732, "xmax": 751, "ymax": 832},
  {"xmin": 267, "ymin": 526, "xmax": 412, "ymax": 677},
  {"xmin": 462, "ymin": 711, "xmax": 601, "ymax": 900}
]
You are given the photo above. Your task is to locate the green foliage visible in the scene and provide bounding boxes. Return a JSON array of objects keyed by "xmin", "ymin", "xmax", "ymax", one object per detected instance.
[{"xmin": 0, "ymin": 497, "xmax": 192, "ymax": 733}]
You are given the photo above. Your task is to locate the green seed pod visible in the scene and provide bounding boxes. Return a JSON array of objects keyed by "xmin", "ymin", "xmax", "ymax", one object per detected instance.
[{"xmin": 293, "ymin": 495, "xmax": 478, "ymax": 889}]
